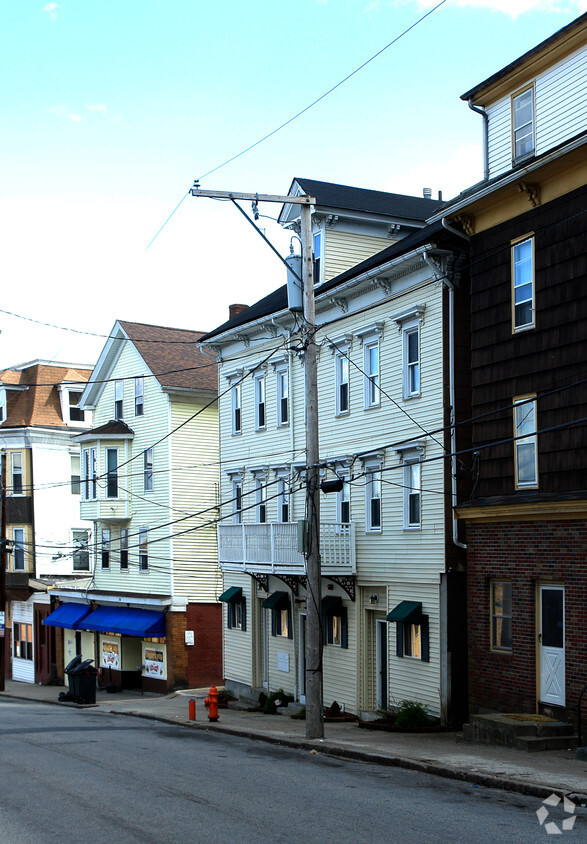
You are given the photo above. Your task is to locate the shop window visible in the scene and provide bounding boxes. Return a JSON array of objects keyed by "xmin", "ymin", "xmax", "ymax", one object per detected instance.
[{"xmin": 13, "ymin": 622, "xmax": 33, "ymax": 660}]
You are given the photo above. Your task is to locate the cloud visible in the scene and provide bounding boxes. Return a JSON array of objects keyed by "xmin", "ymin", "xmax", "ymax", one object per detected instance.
[
  {"xmin": 42, "ymin": 3, "xmax": 58, "ymax": 20},
  {"xmin": 48, "ymin": 105, "xmax": 83, "ymax": 122},
  {"xmin": 411, "ymin": 0, "xmax": 587, "ymax": 16},
  {"xmin": 85, "ymin": 104, "xmax": 108, "ymax": 115}
]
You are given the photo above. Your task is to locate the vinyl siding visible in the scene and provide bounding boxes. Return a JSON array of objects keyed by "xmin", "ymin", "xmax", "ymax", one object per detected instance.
[
  {"xmin": 324, "ymin": 229, "xmax": 395, "ymax": 282},
  {"xmin": 222, "ymin": 572, "xmax": 254, "ymax": 686}
]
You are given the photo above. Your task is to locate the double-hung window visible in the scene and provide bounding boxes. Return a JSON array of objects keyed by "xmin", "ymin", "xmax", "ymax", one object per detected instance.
[
  {"xmin": 403, "ymin": 325, "xmax": 420, "ymax": 398},
  {"xmin": 120, "ymin": 528, "xmax": 129, "ymax": 570},
  {"xmin": 336, "ymin": 353, "xmax": 350, "ymax": 415},
  {"xmin": 512, "ymin": 86, "xmax": 534, "ymax": 162},
  {"xmin": 114, "ymin": 380, "xmax": 124, "ymax": 421},
  {"xmin": 72, "ymin": 530, "xmax": 90, "ymax": 571},
  {"xmin": 256, "ymin": 478, "xmax": 267, "ymax": 523},
  {"xmin": 512, "ymin": 236, "xmax": 534, "ymax": 331},
  {"xmin": 404, "ymin": 461, "xmax": 421, "ymax": 529},
  {"xmin": 337, "ymin": 476, "xmax": 350, "ymax": 524},
  {"xmin": 366, "ymin": 469, "xmax": 382, "ymax": 532},
  {"xmin": 13, "ymin": 622, "xmax": 32, "ymax": 661},
  {"xmin": 388, "ymin": 601, "xmax": 430, "ymax": 662},
  {"xmin": 255, "ymin": 375, "xmax": 266, "ymax": 430},
  {"xmin": 322, "ymin": 598, "xmax": 348, "ymax": 648},
  {"xmin": 232, "ymin": 382, "xmax": 242, "ymax": 435},
  {"xmin": 144, "ymin": 447, "xmax": 154, "ymax": 492},
  {"xmin": 313, "ymin": 230, "xmax": 322, "ymax": 286},
  {"xmin": 491, "ymin": 581, "xmax": 512, "ymax": 651},
  {"xmin": 514, "ymin": 395, "xmax": 538, "ymax": 488},
  {"xmin": 232, "ymin": 479, "xmax": 243, "ymax": 524},
  {"xmin": 101, "ymin": 528, "xmax": 111, "ymax": 569},
  {"xmin": 277, "ymin": 477, "xmax": 290, "ymax": 523},
  {"xmin": 106, "ymin": 448, "xmax": 118, "ymax": 498},
  {"xmin": 68, "ymin": 390, "xmax": 85, "ymax": 422},
  {"xmin": 13, "ymin": 528, "xmax": 25, "ymax": 570},
  {"xmin": 135, "ymin": 377, "xmax": 144, "ymax": 416},
  {"xmin": 364, "ymin": 341, "xmax": 380, "ymax": 408},
  {"xmin": 219, "ymin": 586, "xmax": 247, "ymax": 631},
  {"xmin": 276, "ymin": 368, "xmax": 289, "ymax": 426},
  {"xmin": 11, "ymin": 452, "xmax": 23, "ymax": 495},
  {"xmin": 82, "ymin": 447, "xmax": 97, "ymax": 500},
  {"xmin": 139, "ymin": 527, "xmax": 148, "ymax": 571},
  {"xmin": 71, "ymin": 455, "xmax": 81, "ymax": 495}
]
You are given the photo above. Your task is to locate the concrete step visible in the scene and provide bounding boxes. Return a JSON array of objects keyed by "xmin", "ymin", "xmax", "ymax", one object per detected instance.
[
  {"xmin": 465, "ymin": 713, "xmax": 576, "ymax": 749},
  {"xmin": 515, "ymin": 735, "xmax": 579, "ymax": 752}
]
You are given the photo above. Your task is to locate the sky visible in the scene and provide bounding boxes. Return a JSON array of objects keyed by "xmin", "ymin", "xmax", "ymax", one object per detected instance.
[{"xmin": 1, "ymin": 0, "xmax": 585, "ymax": 370}]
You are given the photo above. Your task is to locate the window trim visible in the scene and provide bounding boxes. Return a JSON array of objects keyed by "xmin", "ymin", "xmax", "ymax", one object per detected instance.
[
  {"xmin": 363, "ymin": 339, "xmax": 381, "ymax": 409},
  {"xmin": 403, "ymin": 322, "xmax": 421, "ymax": 399},
  {"xmin": 101, "ymin": 528, "xmax": 111, "ymax": 569},
  {"xmin": 106, "ymin": 447, "xmax": 119, "ymax": 499},
  {"xmin": 114, "ymin": 380, "xmax": 124, "ymax": 421},
  {"xmin": 513, "ymin": 394, "xmax": 538, "ymax": 489},
  {"xmin": 403, "ymin": 460, "xmax": 422, "ymax": 530},
  {"xmin": 13, "ymin": 527, "xmax": 25, "ymax": 571},
  {"xmin": 120, "ymin": 528, "xmax": 129, "ymax": 570},
  {"xmin": 511, "ymin": 235, "xmax": 535, "ymax": 332},
  {"xmin": 365, "ymin": 468, "xmax": 382, "ymax": 533},
  {"xmin": 135, "ymin": 377, "xmax": 144, "ymax": 416},
  {"xmin": 277, "ymin": 476, "xmax": 290, "ymax": 523},
  {"xmin": 232, "ymin": 479, "xmax": 243, "ymax": 525},
  {"xmin": 231, "ymin": 382, "xmax": 242, "ymax": 435},
  {"xmin": 72, "ymin": 529, "xmax": 90, "ymax": 571},
  {"xmin": 335, "ymin": 351, "xmax": 350, "ymax": 416},
  {"xmin": 82, "ymin": 447, "xmax": 97, "ymax": 500},
  {"xmin": 255, "ymin": 374, "xmax": 266, "ymax": 431},
  {"xmin": 491, "ymin": 580, "xmax": 513, "ymax": 652},
  {"xmin": 276, "ymin": 366, "xmax": 289, "ymax": 427},
  {"xmin": 11, "ymin": 452, "xmax": 23, "ymax": 495},
  {"xmin": 255, "ymin": 477, "xmax": 267, "ymax": 524},
  {"xmin": 337, "ymin": 475, "xmax": 350, "ymax": 524},
  {"xmin": 138, "ymin": 527, "xmax": 149, "ymax": 572},
  {"xmin": 143, "ymin": 447, "xmax": 154, "ymax": 493},
  {"xmin": 511, "ymin": 84, "xmax": 535, "ymax": 163}
]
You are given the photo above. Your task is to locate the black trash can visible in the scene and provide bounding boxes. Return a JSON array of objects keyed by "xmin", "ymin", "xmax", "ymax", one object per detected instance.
[
  {"xmin": 64, "ymin": 654, "xmax": 82, "ymax": 699},
  {"xmin": 70, "ymin": 659, "xmax": 99, "ymax": 704}
]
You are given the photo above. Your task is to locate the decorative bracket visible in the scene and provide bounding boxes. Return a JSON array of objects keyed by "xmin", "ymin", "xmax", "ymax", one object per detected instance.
[
  {"xmin": 329, "ymin": 296, "xmax": 349, "ymax": 314},
  {"xmin": 273, "ymin": 574, "xmax": 301, "ymax": 595},
  {"xmin": 324, "ymin": 575, "xmax": 356, "ymax": 602},
  {"xmin": 454, "ymin": 214, "xmax": 474, "ymax": 236},
  {"xmin": 235, "ymin": 334, "xmax": 251, "ymax": 348},
  {"xmin": 250, "ymin": 573, "xmax": 269, "ymax": 592},
  {"xmin": 375, "ymin": 277, "xmax": 391, "ymax": 295},
  {"xmin": 517, "ymin": 182, "xmax": 541, "ymax": 208}
]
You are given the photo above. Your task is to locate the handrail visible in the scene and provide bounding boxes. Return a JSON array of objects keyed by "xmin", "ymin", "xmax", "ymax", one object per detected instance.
[{"xmin": 577, "ymin": 683, "xmax": 587, "ymax": 747}]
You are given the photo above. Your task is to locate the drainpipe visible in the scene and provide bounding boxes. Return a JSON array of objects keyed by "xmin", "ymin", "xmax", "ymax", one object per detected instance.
[
  {"xmin": 422, "ymin": 251, "xmax": 467, "ymax": 551},
  {"xmin": 467, "ymin": 99, "xmax": 489, "ymax": 182}
]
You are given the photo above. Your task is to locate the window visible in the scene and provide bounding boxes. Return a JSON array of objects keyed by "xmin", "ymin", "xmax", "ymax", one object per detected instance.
[
  {"xmin": 491, "ymin": 581, "xmax": 512, "ymax": 651},
  {"xmin": 232, "ymin": 480, "xmax": 243, "ymax": 524},
  {"xmin": 366, "ymin": 469, "xmax": 382, "ymax": 532},
  {"xmin": 277, "ymin": 477, "xmax": 290, "ymax": 523},
  {"xmin": 139, "ymin": 527, "xmax": 148, "ymax": 571},
  {"xmin": 512, "ymin": 86, "xmax": 534, "ymax": 161},
  {"xmin": 68, "ymin": 390, "xmax": 85, "ymax": 422},
  {"xmin": 512, "ymin": 237, "xmax": 534, "ymax": 331},
  {"xmin": 256, "ymin": 478, "xmax": 267, "ymax": 523},
  {"xmin": 404, "ymin": 461, "xmax": 421, "ymax": 528},
  {"xmin": 388, "ymin": 601, "xmax": 429, "ymax": 662},
  {"xmin": 255, "ymin": 375, "xmax": 266, "ymax": 430},
  {"xmin": 106, "ymin": 448, "xmax": 118, "ymax": 498},
  {"xmin": 114, "ymin": 380, "xmax": 124, "ymax": 420},
  {"xmin": 336, "ymin": 353, "xmax": 350, "ymax": 415},
  {"xmin": 364, "ymin": 341, "xmax": 380, "ymax": 408},
  {"xmin": 0, "ymin": 387, "xmax": 6, "ymax": 422},
  {"xmin": 70, "ymin": 455, "xmax": 81, "ymax": 494},
  {"xmin": 72, "ymin": 530, "xmax": 90, "ymax": 571},
  {"xmin": 514, "ymin": 396, "xmax": 538, "ymax": 488},
  {"xmin": 403, "ymin": 326, "xmax": 420, "ymax": 398},
  {"xmin": 101, "ymin": 528, "xmax": 111, "ymax": 569},
  {"xmin": 82, "ymin": 447, "xmax": 97, "ymax": 500},
  {"xmin": 11, "ymin": 452, "xmax": 23, "ymax": 495},
  {"xmin": 13, "ymin": 622, "xmax": 33, "ymax": 661},
  {"xmin": 135, "ymin": 377, "xmax": 144, "ymax": 416},
  {"xmin": 219, "ymin": 586, "xmax": 247, "ymax": 631},
  {"xmin": 232, "ymin": 383, "xmax": 242, "ymax": 434},
  {"xmin": 322, "ymin": 598, "xmax": 348, "ymax": 648},
  {"xmin": 276, "ymin": 368, "xmax": 289, "ymax": 425},
  {"xmin": 263, "ymin": 592, "xmax": 293, "ymax": 638},
  {"xmin": 313, "ymin": 230, "xmax": 322, "ymax": 286},
  {"xmin": 337, "ymin": 476, "xmax": 350, "ymax": 524},
  {"xmin": 120, "ymin": 528, "xmax": 129, "ymax": 570},
  {"xmin": 144, "ymin": 448, "xmax": 154, "ymax": 492},
  {"xmin": 13, "ymin": 528, "xmax": 25, "ymax": 570}
]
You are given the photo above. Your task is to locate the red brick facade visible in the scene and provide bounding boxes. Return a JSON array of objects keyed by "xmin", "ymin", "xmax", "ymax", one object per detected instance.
[
  {"xmin": 466, "ymin": 517, "xmax": 587, "ymax": 720},
  {"xmin": 185, "ymin": 603, "xmax": 223, "ymax": 689}
]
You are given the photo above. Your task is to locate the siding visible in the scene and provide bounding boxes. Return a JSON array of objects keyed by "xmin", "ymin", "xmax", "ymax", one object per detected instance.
[
  {"xmin": 222, "ymin": 572, "xmax": 254, "ymax": 686},
  {"xmin": 324, "ymin": 229, "xmax": 395, "ymax": 282}
]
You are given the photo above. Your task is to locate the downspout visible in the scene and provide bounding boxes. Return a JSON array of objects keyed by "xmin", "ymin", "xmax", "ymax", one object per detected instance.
[
  {"xmin": 422, "ymin": 249, "xmax": 467, "ymax": 551},
  {"xmin": 467, "ymin": 99, "xmax": 489, "ymax": 182}
]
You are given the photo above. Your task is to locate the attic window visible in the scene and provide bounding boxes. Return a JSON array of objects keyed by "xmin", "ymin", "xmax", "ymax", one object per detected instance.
[{"xmin": 68, "ymin": 391, "xmax": 85, "ymax": 422}]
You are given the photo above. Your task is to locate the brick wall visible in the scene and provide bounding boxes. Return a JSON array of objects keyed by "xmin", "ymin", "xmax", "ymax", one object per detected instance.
[
  {"xmin": 165, "ymin": 610, "xmax": 188, "ymax": 689},
  {"xmin": 467, "ymin": 518, "xmax": 587, "ymax": 720},
  {"xmin": 186, "ymin": 603, "xmax": 223, "ymax": 688}
]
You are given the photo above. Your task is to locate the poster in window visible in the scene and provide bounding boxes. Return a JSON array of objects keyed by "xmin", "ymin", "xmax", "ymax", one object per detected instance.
[
  {"xmin": 144, "ymin": 648, "xmax": 164, "ymax": 678},
  {"xmin": 101, "ymin": 639, "xmax": 120, "ymax": 669}
]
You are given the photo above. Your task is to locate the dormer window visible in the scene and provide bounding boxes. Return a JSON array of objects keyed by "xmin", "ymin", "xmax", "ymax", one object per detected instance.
[
  {"xmin": 512, "ymin": 86, "xmax": 534, "ymax": 162},
  {"xmin": 68, "ymin": 390, "xmax": 85, "ymax": 422}
]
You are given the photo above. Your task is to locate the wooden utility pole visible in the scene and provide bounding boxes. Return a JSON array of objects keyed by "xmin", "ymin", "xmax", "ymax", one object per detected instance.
[{"xmin": 191, "ymin": 186, "xmax": 323, "ymax": 738}]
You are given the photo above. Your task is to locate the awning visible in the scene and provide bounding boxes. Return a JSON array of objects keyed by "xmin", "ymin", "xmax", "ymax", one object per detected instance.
[
  {"xmin": 262, "ymin": 591, "xmax": 289, "ymax": 609},
  {"xmin": 321, "ymin": 596, "xmax": 343, "ymax": 615},
  {"xmin": 218, "ymin": 586, "xmax": 242, "ymax": 603},
  {"xmin": 43, "ymin": 602, "xmax": 91, "ymax": 630},
  {"xmin": 79, "ymin": 606, "xmax": 166, "ymax": 637},
  {"xmin": 386, "ymin": 601, "xmax": 422, "ymax": 623}
]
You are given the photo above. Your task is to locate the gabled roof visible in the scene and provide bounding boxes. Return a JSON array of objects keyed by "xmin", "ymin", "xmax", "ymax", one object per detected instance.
[
  {"xmin": 279, "ymin": 177, "xmax": 444, "ymax": 224},
  {"xmin": 0, "ymin": 361, "xmax": 92, "ymax": 428},
  {"xmin": 200, "ymin": 220, "xmax": 456, "ymax": 343}
]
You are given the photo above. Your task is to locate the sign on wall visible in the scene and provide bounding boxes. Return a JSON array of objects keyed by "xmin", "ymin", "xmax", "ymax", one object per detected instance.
[
  {"xmin": 144, "ymin": 648, "xmax": 165, "ymax": 678},
  {"xmin": 101, "ymin": 639, "xmax": 120, "ymax": 670}
]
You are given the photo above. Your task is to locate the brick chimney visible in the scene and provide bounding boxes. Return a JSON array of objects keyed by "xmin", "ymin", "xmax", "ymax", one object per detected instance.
[{"xmin": 229, "ymin": 303, "xmax": 248, "ymax": 320}]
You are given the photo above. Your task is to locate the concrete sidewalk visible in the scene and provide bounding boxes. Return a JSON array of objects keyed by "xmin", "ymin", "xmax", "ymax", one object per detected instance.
[{"xmin": 2, "ymin": 680, "xmax": 586, "ymax": 802}]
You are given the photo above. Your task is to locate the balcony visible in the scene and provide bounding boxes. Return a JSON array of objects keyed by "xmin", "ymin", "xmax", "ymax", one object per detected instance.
[
  {"xmin": 79, "ymin": 497, "xmax": 132, "ymax": 523},
  {"xmin": 218, "ymin": 522, "xmax": 355, "ymax": 575}
]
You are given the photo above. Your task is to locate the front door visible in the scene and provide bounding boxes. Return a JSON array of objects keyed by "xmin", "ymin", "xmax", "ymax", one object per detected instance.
[
  {"xmin": 34, "ymin": 605, "xmax": 52, "ymax": 684},
  {"xmin": 376, "ymin": 619, "xmax": 388, "ymax": 711},
  {"xmin": 539, "ymin": 585, "xmax": 565, "ymax": 707},
  {"xmin": 299, "ymin": 614, "xmax": 306, "ymax": 703}
]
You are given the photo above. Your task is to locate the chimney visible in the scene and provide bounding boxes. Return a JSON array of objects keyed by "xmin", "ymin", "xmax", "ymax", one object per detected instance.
[
  {"xmin": 229, "ymin": 303, "xmax": 248, "ymax": 320},
  {"xmin": 423, "ymin": 187, "xmax": 432, "ymax": 200}
]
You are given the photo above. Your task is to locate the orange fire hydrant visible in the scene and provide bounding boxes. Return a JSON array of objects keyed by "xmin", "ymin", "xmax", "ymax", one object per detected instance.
[{"xmin": 207, "ymin": 684, "xmax": 219, "ymax": 722}]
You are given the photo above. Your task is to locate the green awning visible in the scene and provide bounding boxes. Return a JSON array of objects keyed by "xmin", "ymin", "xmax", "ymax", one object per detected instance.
[
  {"xmin": 262, "ymin": 591, "xmax": 289, "ymax": 609},
  {"xmin": 386, "ymin": 601, "xmax": 422, "ymax": 623},
  {"xmin": 218, "ymin": 586, "xmax": 242, "ymax": 603},
  {"xmin": 321, "ymin": 596, "xmax": 342, "ymax": 615}
]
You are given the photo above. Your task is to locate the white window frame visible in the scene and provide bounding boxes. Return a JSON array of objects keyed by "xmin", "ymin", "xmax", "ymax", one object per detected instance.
[
  {"xmin": 364, "ymin": 340, "xmax": 380, "ymax": 409},
  {"xmin": 68, "ymin": 389, "xmax": 85, "ymax": 423},
  {"xmin": 255, "ymin": 374, "xmax": 266, "ymax": 430},
  {"xmin": 277, "ymin": 476, "xmax": 290, "ymax": 523},
  {"xmin": 365, "ymin": 468, "xmax": 382, "ymax": 533},
  {"xmin": 144, "ymin": 447, "xmax": 154, "ymax": 493},
  {"xmin": 276, "ymin": 366, "xmax": 289, "ymax": 426},
  {"xmin": 13, "ymin": 621, "xmax": 32, "ymax": 661},
  {"xmin": 337, "ymin": 475, "xmax": 350, "ymax": 524},
  {"xmin": 512, "ymin": 85, "xmax": 534, "ymax": 162},
  {"xmin": 513, "ymin": 395, "xmax": 538, "ymax": 489},
  {"xmin": 120, "ymin": 528, "xmax": 129, "ymax": 570},
  {"xmin": 512, "ymin": 236, "xmax": 535, "ymax": 332},
  {"xmin": 72, "ymin": 529, "xmax": 90, "ymax": 571},
  {"xmin": 138, "ymin": 527, "xmax": 149, "ymax": 571},
  {"xmin": 232, "ymin": 382, "xmax": 242, "ymax": 435},
  {"xmin": 82, "ymin": 447, "xmax": 97, "ymax": 500},
  {"xmin": 135, "ymin": 377, "xmax": 144, "ymax": 416},
  {"xmin": 335, "ymin": 352, "xmax": 350, "ymax": 415},
  {"xmin": 404, "ymin": 461, "xmax": 422, "ymax": 529},
  {"xmin": 255, "ymin": 477, "xmax": 267, "ymax": 524},
  {"xmin": 13, "ymin": 527, "xmax": 25, "ymax": 570},
  {"xmin": 106, "ymin": 447, "xmax": 119, "ymax": 499},
  {"xmin": 101, "ymin": 528, "xmax": 111, "ymax": 569},
  {"xmin": 232, "ymin": 479, "xmax": 243, "ymax": 524},
  {"xmin": 114, "ymin": 380, "xmax": 124, "ymax": 421},
  {"xmin": 11, "ymin": 452, "xmax": 23, "ymax": 495},
  {"xmin": 0, "ymin": 387, "xmax": 6, "ymax": 422},
  {"xmin": 403, "ymin": 323, "xmax": 421, "ymax": 399}
]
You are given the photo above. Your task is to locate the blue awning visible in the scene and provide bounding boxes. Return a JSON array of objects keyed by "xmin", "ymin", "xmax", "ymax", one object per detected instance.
[
  {"xmin": 79, "ymin": 606, "xmax": 166, "ymax": 637},
  {"xmin": 43, "ymin": 603, "xmax": 92, "ymax": 630}
]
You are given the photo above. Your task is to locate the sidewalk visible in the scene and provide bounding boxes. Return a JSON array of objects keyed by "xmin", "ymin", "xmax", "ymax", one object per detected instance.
[{"xmin": 2, "ymin": 680, "xmax": 586, "ymax": 801}]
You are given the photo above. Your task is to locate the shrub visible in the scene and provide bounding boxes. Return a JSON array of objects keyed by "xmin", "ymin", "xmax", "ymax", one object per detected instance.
[{"xmin": 394, "ymin": 700, "xmax": 431, "ymax": 729}]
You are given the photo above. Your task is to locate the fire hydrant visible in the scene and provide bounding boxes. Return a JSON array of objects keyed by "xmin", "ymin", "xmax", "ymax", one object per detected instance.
[{"xmin": 205, "ymin": 685, "xmax": 219, "ymax": 722}]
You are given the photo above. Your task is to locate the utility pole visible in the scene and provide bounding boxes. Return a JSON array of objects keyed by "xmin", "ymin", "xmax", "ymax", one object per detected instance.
[{"xmin": 191, "ymin": 186, "xmax": 323, "ymax": 739}]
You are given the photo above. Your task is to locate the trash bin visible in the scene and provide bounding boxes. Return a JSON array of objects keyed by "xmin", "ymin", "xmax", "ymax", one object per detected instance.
[
  {"xmin": 69, "ymin": 658, "xmax": 99, "ymax": 704},
  {"xmin": 64, "ymin": 654, "xmax": 82, "ymax": 699}
]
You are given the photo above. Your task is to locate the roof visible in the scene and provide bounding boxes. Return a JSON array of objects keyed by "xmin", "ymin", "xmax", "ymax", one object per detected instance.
[
  {"xmin": 0, "ymin": 361, "xmax": 92, "ymax": 428},
  {"xmin": 86, "ymin": 420, "xmax": 134, "ymax": 436},
  {"xmin": 200, "ymin": 220, "xmax": 456, "ymax": 343},
  {"xmin": 280, "ymin": 177, "xmax": 444, "ymax": 222},
  {"xmin": 461, "ymin": 12, "xmax": 587, "ymax": 103},
  {"xmin": 117, "ymin": 321, "xmax": 217, "ymax": 392}
]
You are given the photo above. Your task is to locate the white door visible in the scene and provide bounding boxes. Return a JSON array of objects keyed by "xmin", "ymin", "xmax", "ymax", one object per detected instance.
[
  {"xmin": 539, "ymin": 585, "xmax": 565, "ymax": 707},
  {"xmin": 299, "ymin": 614, "xmax": 306, "ymax": 704}
]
